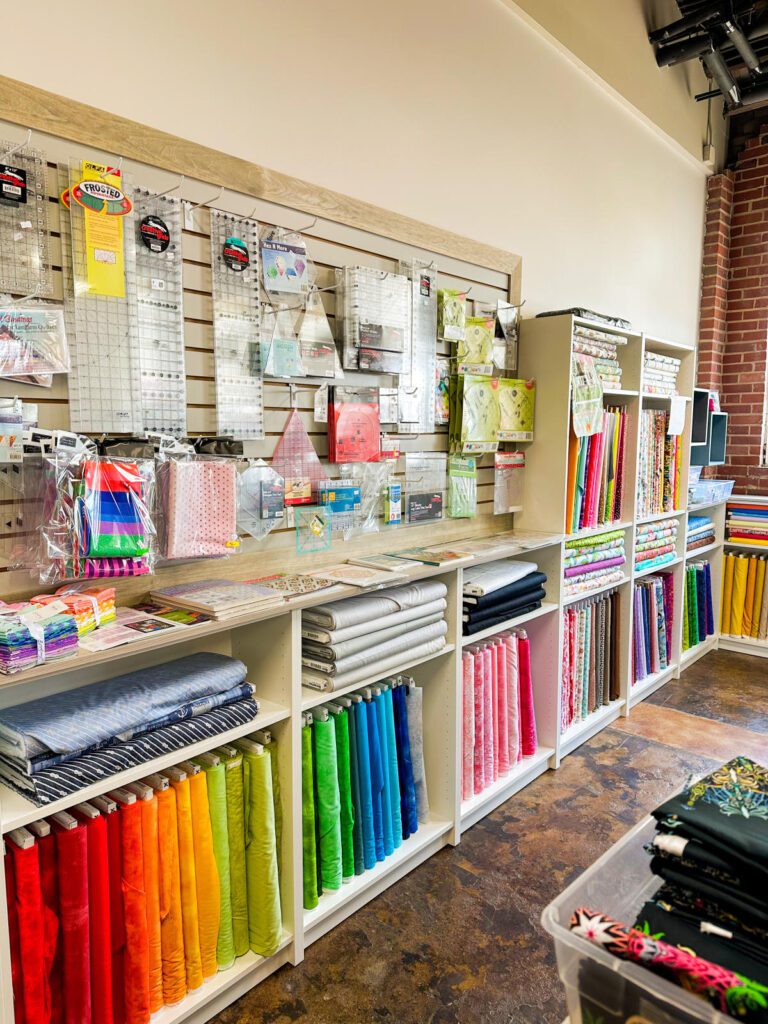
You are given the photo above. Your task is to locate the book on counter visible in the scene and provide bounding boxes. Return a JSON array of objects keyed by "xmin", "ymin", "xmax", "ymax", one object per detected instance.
[
  {"xmin": 304, "ymin": 563, "xmax": 409, "ymax": 588},
  {"xmin": 394, "ymin": 546, "xmax": 472, "ymax": 566},
  {"xmin": 246, "ymin": 573, "xmax": 344, "ymax": 598},
  {"xmin": 149, "ymin": 579, "xmax": 283, "ymax": 619},
  {"xmin": 346, "ymin": 553, "xmax": 424, "ymax": 572}
]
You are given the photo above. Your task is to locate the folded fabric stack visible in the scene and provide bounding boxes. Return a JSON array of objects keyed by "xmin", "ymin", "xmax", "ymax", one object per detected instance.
[
  {"xmin": 301, "ymin": 580, "xmax": 448, "ymax": 692},
  {"xmin": 302, "ymin": 678, "xmax": 426, "ymax": 910},
  {"xmin": 563, "ymin": 529, "xmax": 626, "ymax": 597},
  {"xmin": 461, "ymin": 560, "xmax": 547, "ymax": 636},
  {"xmin": 634, "ymin": 518, "xmax": 678, "ymax": 572},
  {"xmin": 0, "ymin": 652, "xmax": 260, "ymax": 804},
  {"xmin": 636, "ymin": 409, "xmax": 683, "ymax": 518},
  {"xmin": 633, "ymin": 757, "xmax": 768, "ymax": 1002},
  {"xmin": 30, "ymin": 585, "xmax": 116, "ymax": 636},
  {"xmin": 571, "ymin": 324, "xmax": 626, "ymax": 389},
  {"xmin": 461, "ymin": 630, "xmax": 537, "ymax": 802},
  {"xmin": 565, "ymin": 405, "xmax": 627, "ymax": 534},
  {"xmin": 561, "ymin": 588, "xmax": 620, "ymax": 733},
  {"xmin": 0, "ymin": 611, "xmax": 78, "ymax": 675},
  {"xmin": 158, "ymin": 457, "xmax": 239, "ymax": 560},
  {"xmin": 633, "ymin": 571, "xmax": 673, "ymax": 684},
  {"xmin": 4, "ymin": 735, "xmax": 282, "ymax": 1024},
  {"xmin": 726, "ymin": 499, "xmax": 768, "ymax": 545},
  {"xmin": 721, "ymin": 551, "xmax": 768, "ymax": 640},
  {"xmin": 687, "ymin": 514, "xmax": 715, "ymax": 553},
  {"xmin": 75, "ymin": 458, "xmax": 153, "ymax": 578},
  {"xmin": 682, "ymin": 560, "xmax": 714, "ymax": 651},
  {"xmin": 643, "ymin": 351, "xmax": 681, "ymax": 395}
]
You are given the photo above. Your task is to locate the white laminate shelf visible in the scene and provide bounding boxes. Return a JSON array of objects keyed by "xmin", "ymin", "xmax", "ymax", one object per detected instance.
[
  {"xmin": 688, "ymin": 500, "xmax": 727, "ymax": 513},
  {"xmin": 603, "ymin": 388, "xmax": 639, "ymax": 398},
  {"xmin": 460, "ymin": 747, "xmax": 554, "ymax": 831},
  {"xmin": 460, "ymin": 603, "xmax": 559, "ymax": 646},
  {"xmin": 0, "ymin": 698, "xmax": 290, "ymax": 833},
  {"xmin": 300, "ymin": 645, "xmax": 455, "ymax": 711},
  {"xmin": 640, "ymin": 393, "xmax": 691, "ymax": 402},
  {"xmin": 562, "ymin": 576, "xmax": 630, "ymax": 606},
  {"xmin": 679, "ymin": 635, "xmax": 718, "ymax": 670},
  {"xmin": 559, "ymin": 700, "xmax": 624, "ymax": 758},
  {"xmin": 633, "ymin": 556, "xmax": 681, "ymax": 580},
  {"xmin": 629, "ymin": 664, "xmax": 677, "ymax": 708},
  {"xmin": 685, "ymin": 540, "xmax": 723, "ymax": 560},
  {"xmin": 635, "ymin": 509, "xmax": 686, "ymax": 527},
  {"xmin": 565, "ymin": 520, "xmax": 632, "ymax": 543},
  {"xmin": 725, "ymin": 540, "xmax": 768, "ymax": 551},
  {"xmin": 719, "ymin": 635, "xmax": 768, "ymax": 658}
]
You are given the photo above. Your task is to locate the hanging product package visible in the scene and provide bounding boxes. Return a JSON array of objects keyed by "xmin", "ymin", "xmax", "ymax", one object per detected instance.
[
  {"xmin": 261, "ymin": 304, "xmax": 305, "ymax": 379},
  {"xmin": 447, "ymin": 455, "xmax": 477, "ymax": 518},
  {"xmin": 494, "ymin": 302, "xmax": 520, "ymax": 374},
  {"xmin": 296, "ymin": 285, "xmax": 343, "ymax": 379},
  {"xmin": 456, "ymin": 316, "xmax": 494, "ymax": 375},
  {"xmin": 437, "ymin": 289, "xmax": 466, "ymax": 342},
  {"xmin": 494, "ymin": 451, "xmax": 525, "ymax": 514},
  {"xmin": 404, "ymin": 452, "xmax": 446, "ymax": 525},
  {"xmin": 0, "ymin": 138, "xmax": 53, "ymax": 298},
  {"xmin": 40, "ymin": 448, "xmax": 156, "ymax": 584},
  {"xmin": 434, "ymin": 357, "xmax": 451, "ymax": 425},
  {"xmin": 338, "ymin": 265, "xmax": 411, "ymax": 373},
  {"xmin": 156, "ymin": 452, "xmax": 240, "ymax": 560},
  {"xmin": 338, "ymin": 460, "xmax": 392, "ymax": 534},
  {"xmin": 237, "ymin": 459, "xmax": 285, "ymax": 540},
  {"xmin": 497, "ymin": 378, "xmax": 536, "ymax": 442},
  {"xmin": 272, "ymin": 408, "xmax": 325, "ymax": 506},
  {"xmin": 0, "ymin": 304, "xmax": 70, "ymax": 379},
  {"xmin": 571, "ymin": 353, "xmax": 603, "ymax": 437}
]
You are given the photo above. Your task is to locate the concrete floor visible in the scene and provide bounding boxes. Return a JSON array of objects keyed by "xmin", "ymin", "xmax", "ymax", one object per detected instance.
[{"xmin": 214, "ymin": 649, "xmax": 767, "ymax": 1024}]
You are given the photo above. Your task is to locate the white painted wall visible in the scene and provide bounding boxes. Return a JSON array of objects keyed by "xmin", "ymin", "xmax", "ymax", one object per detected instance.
[{"xmin": 1, "ymin": 0, "xmax": 707, "ymax": 342}]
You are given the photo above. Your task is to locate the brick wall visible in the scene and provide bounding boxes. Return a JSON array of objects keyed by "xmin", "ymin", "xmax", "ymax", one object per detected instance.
[{"xmin": 699, "ymin": 132, "xmax": 768, "ymax": 493}]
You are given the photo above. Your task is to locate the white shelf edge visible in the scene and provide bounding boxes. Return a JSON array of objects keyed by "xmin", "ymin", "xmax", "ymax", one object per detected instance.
[
  {"xmin": 300, "ymin": 645, "xmax": 455, "ymax": 711},
  {"xmin": 679, "ymin": 635, "xmax": 718, "ymax": 671},
  {"xmin": 718, "ymin": 635, "xmax": 768, "ymax": 658},
  {"xmin": 559, "ymin": 699, "xmax": 625, "ymax": 758},
  {"xmin": 632, "ymin": 556, "xmax": 681, "ymax": 580},
  {"xmin": 685, "ymin": 540, "xmax": 723, "ymax": 560},
  {"xmin": 461, "ymin": 602, "xmax": 559, "ymax": 646},
  {"xmin": 460, "ymin": 747, "xmax": 554, "ymax": 830},
  {"xmin": 640, "ymin": 393, "xmax": 691, "ymax": 402},
  {"xmin": 642, "ymin": 335, "xmax": 696, "ymax": 353},
  {"xmin": 688, "ymin": 500, "xmax": 728, "ymax": 512},
  {"xmin": 629, "ymin": 664, "xmax": 676, "ymax": 707},
  {"xmin": 566, "ymin": 520, "xmax": 633, "ymax": 542},
  {"xmin": 725, "ymin": 540, "xmax": 768, "ymax": 551},
  {"xmin": 635, "ymin": 509, "xmax": 686, "ymax": 527},
  {"xmin": 604, "ymin": 388, "xmax": 639, "ymax": 397},
  {"xmin": 562, "ymin": 575, "xmax": 630, "ymax": 606},
  {"xmin": 0, "ymin": 698, "xmax": 290, "ymax": 833},
  {"xmin": 303, "ymin": 818, "xmax": 452, "ymax": 941}
]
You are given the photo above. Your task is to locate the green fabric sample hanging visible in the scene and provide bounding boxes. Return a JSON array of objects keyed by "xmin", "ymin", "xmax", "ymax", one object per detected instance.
[{"xmin": 301, "ymin": 724, "xmax": 319, "ymax": 910}]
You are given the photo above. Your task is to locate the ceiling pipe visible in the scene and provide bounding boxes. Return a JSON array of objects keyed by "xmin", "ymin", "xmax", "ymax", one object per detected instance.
[
  {"xmin": 703, "ymin": 45, "xmax": 743, "ymax": 104},
  {"xmin": 649, "ymin": 4, "xmax": 723, "ymax": 43},
  {"xmin": 723, "ymin": 18, "xmax": 763, "ymax": 70},
  {"xmin": 655, "ymin": 33, "xmax": 712, "ymax": 66}
]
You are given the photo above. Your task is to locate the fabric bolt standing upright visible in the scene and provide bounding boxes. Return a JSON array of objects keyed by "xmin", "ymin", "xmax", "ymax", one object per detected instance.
[
  {"xmin": 383, "ymin": 687, "xmax": 402, "ymax": 849},
  {"xmin": 496, "ymin": 641, "xmax": 510, "ymax": 776},
  {"xmin": 55, "ymin": 821, "xmax": 91, "ymax": 1024},
  {"xmin": 117, "ymin": 799, "xmax": 150, "ymax": 1024},
  {"xmin": 345, "ymin": 703, "xmax": 365, "ymax": 875},
  {"xmin": 136, "ymin": 794, "xmax": 161, "ymax": 1013},
  {"xmin": 406, "ymin": 684, "xmax": 430, "ymax": 824},
  {"xmin": 301, "ymin": 724, "xmax": 319, "ymax": 909},
  {"xmin": 82, "ymin": 812, "xmax": 114, "ymax": 1024},
  {"xmin": 220, "ymin": 750, "xmax": 249, "ymax": 958},
  {"xmin": 37, "ymin": 832, "xmax": 62, "ymax": 1024},
  {"xmin": 504, "ymin": 632, "xmax": 521, "ymax": 764},
  {"xmin": 366, "ymin": 698, "xmax": 385, "ymax": 862},
  {"xmin": 332, "ymin": 708, "xmax": 356, "ymax": 879},
  {"xmin": 264, "ymin": 738, "xmax": 282, "ymax": 880},
  {"xmin": 170, "ymin": 775, "xmax": 203, "ymax": 990},
  {"xmin": 7, "ymin": 837, "xmax": 48, "ymax": 1024},
  {"xmin": 312, "ymin": 719, "xmax": 343, "ymax": 890},
  {"xmin": 731, "ymin": 555, "xmax": 748, "ymax": 639},
  {"xmin": 461, "ymin": 653, "xmax": 474, "ymax": 800},
  {"xmin": 353, "ymin": 699, "xmax": 376, "ymax": 870},
  {"xmin": 197, "ymin": 760, "xmax": 234, "ymax": 971},
  {"xmin": 241, "ymin": 746, "xmax": 282, "ymax": 957},
  {"xmin": 155, "ymin": 786, "xmax": 186, "ymax": 1003},
  {"xmin": 472, "ymin": 650, "xmax": 485, "ymax": 795},
  {"xmin": 374, "ymin": 691, "xmax": 394, "ymax": 857},
  {"xmin": 5, "ymin": 853, "xmax": 22, "ymax": 1024},
  {"xmin": 517, "ymin": 632, "xmax": 537, "ymax": 756},
  {"xmin": 188, "ymin": 771, "xmax": 221, "ymax": 980},
  {"xmin": 721, "ymin": 552, "xmax": 734, "ymax": 635},
  {"xmin": 105, "ymin": 809, "xmax": 126, "ymax": 1023},
  {"xmin": 392, "ymin": 683, "xmax": 417, "ymax": 839},
  {"xmin": 482, "ymin": 646, "xmax": 495, "ymax": 784}
]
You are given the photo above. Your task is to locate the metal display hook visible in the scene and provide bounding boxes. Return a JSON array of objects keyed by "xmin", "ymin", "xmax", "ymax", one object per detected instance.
[
  {"xmin": 0, "ymin": 129, "xmax": 32, "ymax": 163},
  {"xmin": 188, "ymin": 185, "xmax": 224, "ymax": 213},
  {"xmin": 9, "ymin": 284, "xmax": 41, "ymax": 305},
  {"xmin": 98, "ymin": 158, "xmax": 124, "ymax": 180},
  {"xmin": 147, "ymin": 174, "xmax": 185, "ymax": 201}
]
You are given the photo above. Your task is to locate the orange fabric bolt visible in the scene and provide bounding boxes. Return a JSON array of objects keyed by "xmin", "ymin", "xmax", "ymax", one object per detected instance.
[
  {"xmin": 139, "ymin": 796, "xmax": 163, "ymax": 1014},
  {"xmin": 171, "ymin": 775, "xmax": 203, "ymax": 990},
  {"xmin": 119, "ymin": 801, "xmax": 150, "ymax": 1024},
  {"xmin": 188, "ymin": 771, "xmax": 220, "ymax": 980},
  {"xmin": 156, "ymin": 787, "xmax": 186, "ymax": 1006}
]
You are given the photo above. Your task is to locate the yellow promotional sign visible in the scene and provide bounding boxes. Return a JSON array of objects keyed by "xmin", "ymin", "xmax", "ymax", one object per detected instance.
[{"xmin": 79, "ymin": 160, "xmax": 127, "ymax": 298}]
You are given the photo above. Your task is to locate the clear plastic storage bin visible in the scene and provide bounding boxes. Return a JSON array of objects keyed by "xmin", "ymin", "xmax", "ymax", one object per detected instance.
[
  {"xmin": 689, "ymin": 479, "xmax": 735, "ymax": 506},
  {"xmin": 542, "ymin": 816, "xmax": 735, "ymax": 1024}
]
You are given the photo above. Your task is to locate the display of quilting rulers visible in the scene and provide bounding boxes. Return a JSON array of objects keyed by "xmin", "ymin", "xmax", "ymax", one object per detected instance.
[
  {"xmin": 398, "ymin": 258, "xmax": 437, "ymax": 433},
  {"xmin": 0, "ymin": 139, "xmax": 53, "ymax": 298}
]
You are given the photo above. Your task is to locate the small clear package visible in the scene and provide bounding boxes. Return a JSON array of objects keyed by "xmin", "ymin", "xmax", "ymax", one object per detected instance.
[{"xmin": 494, "ymin": 451, "xmax": 525, "ymax": 514}]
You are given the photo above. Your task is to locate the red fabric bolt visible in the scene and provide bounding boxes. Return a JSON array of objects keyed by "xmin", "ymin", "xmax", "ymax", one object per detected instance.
[
  {"xmin": 9, "ymin": 840, "xmax": 48, "ymax": 1024},
  {"xmin": 517, "ymin": 634, "xmax": 538, "ymax": 757},
  {"xmin": 106, "ymin": 812, "xmax": 125, "ymax": 1024},
  {"xmin": 54, "ymin": 824, "xmax": 91, "ymax": 1024},
  {"xmin": 84, "ymin": 816, "xmax": 113, "ymax": 1024},
  {"xmin": 119, "ymin": 801, "xmax": 150, "ymax": 1024},
  {"xmin": 37, "ymin": 834, "xmax": 62, "ymax": 1024},
  {"xmin": 4, "ymin": 851, "xmax": 24, "ymax": 1024}
]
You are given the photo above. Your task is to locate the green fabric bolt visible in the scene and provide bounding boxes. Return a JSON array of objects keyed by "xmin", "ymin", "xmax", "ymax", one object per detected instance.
[
  {"xmin": 301, "ymin": 725, "xmax": 319, "ymax": 910},
  {"xmin": 242, "ymin": 747, "xmax": 282, "ymax": 957},
  {"xmin": 332, "ymin": 709, "xmax": 355, "ymax": 881},
  {"xmin": 265, "ymin": 739, "xmax": 283, "ymax": 881},
  {"xmin": 313, "ymin": 717, "xmax": 342, "ymax": 893},
  {"xmin": 689, "ymin": 566, "xmax": 699, "ymax": 644},
  {"xmin": 221, "ymin": 751, "xmax": 249, "ymax": 958},
  {"xmin": 196, "ymin": 760, "xmax": 235, "ymax": 970},
  {"xmin": 346, "ymin": 702, "xmax": 365, "ymax": 876}
]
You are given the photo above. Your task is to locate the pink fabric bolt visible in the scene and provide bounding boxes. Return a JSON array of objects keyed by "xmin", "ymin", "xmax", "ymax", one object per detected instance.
[
  {"xmin": 518, "ymin": 632, "xmax": 538, "ymax": 756},
  {"xmin": 461, "ymin": 653, "xmax": 474, "ymax": 801},
  {"xmin": 495, "ymin": 641, "xmax": 510, "ymax": 775},
  {"xmin": 472, "ymin": 650, "xmax": 485, "ymax": 795},
  {"xmin": 482, "ymin": 646, "xmax": 494, "ymax": 786}
]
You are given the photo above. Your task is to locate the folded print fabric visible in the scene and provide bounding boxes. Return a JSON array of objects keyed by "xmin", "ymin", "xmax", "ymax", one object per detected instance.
[
  {"xmin": 571, "ymin": 907, "xmax": 768, "ymax": 1021},
  {"xmin": 461, "ymin": 631, "xmax": 537, "ymax": 801},
  {"xmin": 30, "ymin": 585, "xmax": 116, "ymax": 637},
  {"xmin": 726, "ymin": 501, "xmax": 768, "ymax": 544},
  {"xmin": 462, "ymin": 565, "xmax": 548, "ymax": 634},
  {"xmin": 721, "ymin": 552, "xmax": 768, "ymax": 640},
  {"xmin": 560, "ymin": 588, "xmax": 620, "ymax": 733},
  {"xmin": 301, "ymin": 581, "xmax": 448, "ymax": 692},
  {"xmin": 682, "ymin": 561, "xmax": 714, "ymax": 650},
  {"xmin": 634, "ymin": 518, "xmax": 678, "ymax": 572},
  {"xmin": 0, "ymin": 652, "xmax": 259, "ymax": 805},
  {"xmin": 462, "ymin": 560, "xmax": 538, "ymax": 597},
  {"xmin": 0, "ymin": 611, "xmax": 79, "ymax": 674},
  {"xmin": 687, "ymin": 514, "xmax": 715, "ymax": 553},
  {"xmin": 301, "ymin": 680, "xmax": 426, "ymax": 910},
  {"xmin": 632, "ymin": 571, "xmax": 673, "ymax": 684},
  {"xmin": 563, "ymin": 530, "xmax": 626, "ymax": 597},
  {"xmin": 3, "ymin": 737, "xmax": 282, "ymax": 1024}
]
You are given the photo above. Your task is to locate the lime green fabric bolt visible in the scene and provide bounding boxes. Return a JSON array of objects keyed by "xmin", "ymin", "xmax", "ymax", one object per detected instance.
[
  {"xmin": 313, "ymin": 717, "xmax": 342, "ymax": 893},
  {"xmin": 242, "ymin": 747, "xmax": 282, "ymax": 957},
  {"xmin": 265, "ymin": 739, "xmax": 283, "ymax": 879},
  {"xmin": 332, "ymin": 709, "xmax": 355, "ymax": 881},
  {"xmin": 301, "ymin": 725, "xmax": 319, "ymax": 910},
  {"xmin": 221, "ymin": 753, "xmax": 249, "ymax": 958},
  {"xmin": 196, "ymin": 760, "xmax": 235, "ymax": 970}
]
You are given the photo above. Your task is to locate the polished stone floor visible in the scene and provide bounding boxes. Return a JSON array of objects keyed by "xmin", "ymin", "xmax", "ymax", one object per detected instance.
[{"xmin": 214, "ymin": 652, "xmax": 766, "ymax": 1024}]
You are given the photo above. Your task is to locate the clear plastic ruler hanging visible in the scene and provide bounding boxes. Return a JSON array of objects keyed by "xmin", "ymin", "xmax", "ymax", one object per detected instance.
[
  {"xmin": 66, "ymin": 159, "xmax": 141, "ymax": 433},
  {"xmin": 397, "ymin": 258, "xmax": 437, "ymax": 433},
  {"xmin": 0, "ymin": 140, "xmax": 53, "ymax": 298},
  {"xmin": 210, "ymin": 210, "xmax": 263, "ymax": 440},
  {"xmin": 133, "ymin": 189, "xmax": 186, "ymax": 434}
]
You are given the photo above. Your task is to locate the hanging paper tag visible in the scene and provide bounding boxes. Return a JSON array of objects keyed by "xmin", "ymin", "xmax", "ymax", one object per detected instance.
[{"xmin": 0, "ymin": 165, "xmax": 27, "ymax": 206}]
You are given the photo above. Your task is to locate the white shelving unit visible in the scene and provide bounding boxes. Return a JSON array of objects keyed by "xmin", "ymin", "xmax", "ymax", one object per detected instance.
[{"xmin": 719, "ymin": 494, "xmax": 768, "ymax": 658}]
